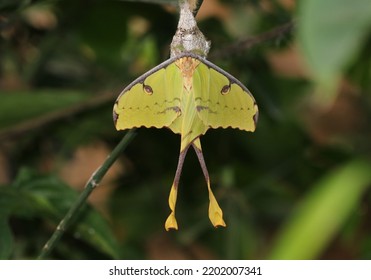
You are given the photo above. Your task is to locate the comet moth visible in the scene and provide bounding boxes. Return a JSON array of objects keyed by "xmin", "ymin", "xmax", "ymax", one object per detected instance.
[{"xmin": 113, "ymin": 52, "xmax": 258, "ymax": 230}]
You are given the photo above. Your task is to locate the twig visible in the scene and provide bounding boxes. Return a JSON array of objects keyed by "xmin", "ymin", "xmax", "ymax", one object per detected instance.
[
  {"xmin": 37, "ymin": 129, "xmax": 137, "ymax": 259},
  {"xmin": 210, "ymin": 21, "xmax": 295, "ymax": 60},
  {"xmin": 0, "ymin": 92, "xmax": 117, "ymax": 141},
  {"xmin": 192, "ymin": 0, "xmax": 203, "ymax": 17}
]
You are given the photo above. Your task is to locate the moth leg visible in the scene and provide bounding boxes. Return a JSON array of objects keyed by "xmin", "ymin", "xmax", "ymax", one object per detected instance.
[
  {"xmin": 165, "ymin": 145, "xmax": 190, "ymax": 231},
  {"xmin": 192, "ymin": 138, "xmax": 226, "ymax": 228}
]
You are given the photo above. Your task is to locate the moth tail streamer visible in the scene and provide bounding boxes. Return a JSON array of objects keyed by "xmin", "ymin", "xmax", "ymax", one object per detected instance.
[
  {"xmin": 165, "ymin": 145, "xmax": 190, "ymax": 231},
  {"xmin": 165, "ymin": 184, "xmax": 178, "ymax": 231},
  {"xmin": 192, "ymin": 138, "xmax": 226, "ymax": 228}
]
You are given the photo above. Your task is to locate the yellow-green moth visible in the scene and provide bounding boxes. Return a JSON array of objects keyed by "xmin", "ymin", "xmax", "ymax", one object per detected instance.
[{"xmin": 113, "ymin": 52, "xmax": 258, "ymax": 230}]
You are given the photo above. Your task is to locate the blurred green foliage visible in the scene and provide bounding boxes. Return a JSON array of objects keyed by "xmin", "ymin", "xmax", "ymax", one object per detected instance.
[{"xmin": 0, "ymin": 0, "xmax": 370, "ymax": 259}]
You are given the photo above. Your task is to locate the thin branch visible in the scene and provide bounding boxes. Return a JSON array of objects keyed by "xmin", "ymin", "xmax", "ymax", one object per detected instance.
[
  {"xmin": 193, "ymin": 0, "xmax": 203, "ymax": 17},
  {"xmin": 0, "ymin": 92, "xmax": 117, "ymax": 141},
  {"xmin": 210, "ymin": 21, "xmax": 295, "ymax": 60},
  {"xmin": 37, "ymin": 129, "xmax": 137, "ymax": 259}
]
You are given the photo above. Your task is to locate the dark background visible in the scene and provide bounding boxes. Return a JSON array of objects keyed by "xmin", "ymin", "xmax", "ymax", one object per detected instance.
[{"xmin": 0, "ymin": 0, "xmax": 370, "ymax": 259}]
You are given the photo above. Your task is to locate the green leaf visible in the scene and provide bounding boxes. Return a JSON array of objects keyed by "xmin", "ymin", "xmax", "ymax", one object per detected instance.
[
  {"xmin": 298, "ymin": 0, "xmax": 371, "ymax": 87},
  {"xmin": 74, "ymin": 210, "xmax": 119, "ymax": 259},
  {"xmin": 0, "ymin": 90, "xmax": 88, "ymax": 129},
  {"xmin": 269, "ymin": 159, "xmax": 371, "ymax": 259},
  {"xmin": 10, "ymin": 169, "xmax": 120, "ymax": 258},
  {"xmin": 0, "ymin": 218, "xmax": 13, "ymax": 260}
]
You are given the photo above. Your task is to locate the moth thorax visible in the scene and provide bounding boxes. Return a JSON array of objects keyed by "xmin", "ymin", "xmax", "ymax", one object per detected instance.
[{"xmin": 175, "ymin": 57, "xmax": 199, "ymax": 92}]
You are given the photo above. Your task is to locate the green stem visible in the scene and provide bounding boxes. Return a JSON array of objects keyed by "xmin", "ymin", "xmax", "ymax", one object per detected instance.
[{"xmin": 37, "ymin": 129, "xmax": 137, "ymax": 259}]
